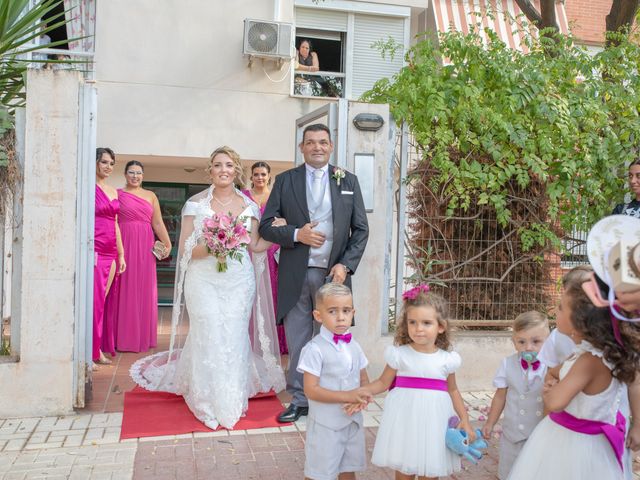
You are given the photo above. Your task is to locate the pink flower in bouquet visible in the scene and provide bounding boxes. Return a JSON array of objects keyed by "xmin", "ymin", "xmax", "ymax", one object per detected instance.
[
  {"xmin": 226, "ymin": 236, "xmax": 239, "ymax": 249},
  {"xmin": 201, "ymin": 213, "xmax": 251, "ymax": 272},
  {"xmin": 218, "ymin": 213, "xmax": 232, "ymax": 229},
  {"xmin": 238, "ymin": 230, "xmax": 251, "ymax": 245},
  {"xmin": 202, "ymin": 217, "xmax": 216, "ymax": 231}
]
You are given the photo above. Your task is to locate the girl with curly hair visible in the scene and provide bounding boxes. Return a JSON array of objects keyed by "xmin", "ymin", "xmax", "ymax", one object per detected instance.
[
  {"xmin": 359, "ymin": 285, "xmax": 473, "ymax": 479},
  {"xmin": 507, "ymin": 276, "xmax": 640, "ymax": 480}
]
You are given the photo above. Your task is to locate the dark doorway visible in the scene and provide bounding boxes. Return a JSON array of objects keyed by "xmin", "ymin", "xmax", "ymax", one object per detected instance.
[
  {"xmin": 296, "ymin": 36, "xmax": 343, "ymax": 73},
  {"xmin": 43, "ymin": 0, "xmax": 69, "ymax": 51},
  {"xmin": 144, "ymin": 182, "xmax": 209, "ymax": 305}
]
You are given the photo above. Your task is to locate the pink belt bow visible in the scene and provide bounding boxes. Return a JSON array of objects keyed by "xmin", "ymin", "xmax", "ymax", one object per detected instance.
[
  {"xmin": 549, "ymin": 410, "xmax": 626, "ymax": 470},
  {"xmin": 389, "ymin": 376, "xmax": 448, "ymax": 391}
]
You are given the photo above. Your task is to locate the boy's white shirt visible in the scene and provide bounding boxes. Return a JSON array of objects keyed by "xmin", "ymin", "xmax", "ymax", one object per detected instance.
[
  {"xmin": 297, "ymin": 325, "xmax": 369, "ymax": 430},
  {"xmin": 297, "ymin": 325, "xmax": 368, "ymax": 376},
  {"xmin": 537, "ymin": 328, "xmax": 575, "ymax": 368},
  {"xmin": 493, "ymin": 353, "xmax": 546, "ymax": 389}
]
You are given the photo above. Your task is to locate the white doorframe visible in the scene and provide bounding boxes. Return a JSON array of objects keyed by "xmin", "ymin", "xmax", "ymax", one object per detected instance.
[
  {"xmin": 294, "ymin": 98, "xmax": 348, "ymax": 167},
  {"xmin": 73, "ymin": 83, "xmax": 97, "ymax": 408}
]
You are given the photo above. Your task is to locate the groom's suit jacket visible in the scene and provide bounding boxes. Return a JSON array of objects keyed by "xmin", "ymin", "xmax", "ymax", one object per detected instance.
[{"xmin": 259, "ymin": 163, "xmax": 369, "ymax": 324}]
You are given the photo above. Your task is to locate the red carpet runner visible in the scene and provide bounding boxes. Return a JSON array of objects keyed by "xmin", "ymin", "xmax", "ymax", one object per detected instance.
[{"xmin": 121, "ymin": 387, "xmax": 290, "ymax": 439}]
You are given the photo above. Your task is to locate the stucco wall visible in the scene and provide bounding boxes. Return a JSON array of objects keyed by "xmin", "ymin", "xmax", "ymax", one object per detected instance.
[
  {"xmin": 0, "ymin": 70, "xmax": 81, "ymax": 417},
  {"xmin": 94, "ymin": 0, "xmax": 330, "ymax": 162},
  {"xmin": 346, "ymin": 102, "xmax": 394, "ymax": 376},
  {"xmin": 94, "ymin": 0, "xmax": 423, "ymax": 164}
]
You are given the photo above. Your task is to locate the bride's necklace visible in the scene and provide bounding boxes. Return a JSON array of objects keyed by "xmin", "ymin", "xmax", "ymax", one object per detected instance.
[{"xmin": 213, "ymin": 195, "xmax": 233, "ymax": 207}]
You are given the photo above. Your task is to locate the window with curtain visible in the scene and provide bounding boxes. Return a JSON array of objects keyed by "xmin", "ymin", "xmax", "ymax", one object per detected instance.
[{"xmin": 63, "ymin": 0, "xmax": 95, "ymax": 52}]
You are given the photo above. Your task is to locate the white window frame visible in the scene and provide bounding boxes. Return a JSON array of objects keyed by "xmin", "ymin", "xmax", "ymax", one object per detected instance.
[
  {"xmin": 293, "ymin": 0, "xmax": 410, "ymax": 100},
  {"xmin": 293, "ymin": 27, "xmax": 347, "ymax": 99}
]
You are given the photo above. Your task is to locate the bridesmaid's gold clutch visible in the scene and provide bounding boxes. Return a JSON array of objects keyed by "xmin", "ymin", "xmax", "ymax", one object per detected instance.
[{"xmin": 152, "ymin": 241, "xmax": 167, "ymax": 260}]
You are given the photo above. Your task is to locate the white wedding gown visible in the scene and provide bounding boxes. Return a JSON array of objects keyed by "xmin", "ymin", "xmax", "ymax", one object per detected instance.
[{"xmin": 131, "ymin": 189, "xmax": 285, "ymax": 430}]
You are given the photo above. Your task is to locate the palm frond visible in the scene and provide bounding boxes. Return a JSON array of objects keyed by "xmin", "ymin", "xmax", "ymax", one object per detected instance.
[{"xmin": 0, "ymin": 0, "xmax": 78, "ymax": 109}]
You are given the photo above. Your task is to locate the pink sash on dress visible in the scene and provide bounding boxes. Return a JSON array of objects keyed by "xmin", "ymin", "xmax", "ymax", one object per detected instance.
[
  {"xmin": 389, "ymin": 376, "xmax": 448, "ymax": 391},
  {"xmin": 549, "ymin": 410, "xmax": 626, "ymax": 470}
]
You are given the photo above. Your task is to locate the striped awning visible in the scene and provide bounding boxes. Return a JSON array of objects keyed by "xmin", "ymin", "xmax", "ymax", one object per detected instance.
[{"xmin": 430, "ymin": 0, "xmax": 570, "ymax": 53}]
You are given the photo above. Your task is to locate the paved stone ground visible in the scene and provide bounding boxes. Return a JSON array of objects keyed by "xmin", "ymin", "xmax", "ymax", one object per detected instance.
[
  {"xmin": 1, "ymin": 391, "xmax": 638, "ymax": 479},
  {"xmin": 128, "ymin": 425, "xmax": 502, "ymax": 480}
]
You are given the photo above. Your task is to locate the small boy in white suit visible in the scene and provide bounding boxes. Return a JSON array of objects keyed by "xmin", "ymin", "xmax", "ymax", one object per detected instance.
[
  {"xmin": 297, "ymin": 283, "xmax": 370, "ymax": 480},
  {"xmin": 482, "ymin": 311, "xmax": 550, "ymax": 479}
]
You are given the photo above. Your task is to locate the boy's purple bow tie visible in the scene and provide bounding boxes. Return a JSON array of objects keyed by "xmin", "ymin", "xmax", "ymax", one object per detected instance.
[
  {"xmin": 521, "ymin": 358, "xmax": 541, "ymax": 371},
  {"xmin": 333, "ymin": 333, "xmax": 352, "ymax": 344}
]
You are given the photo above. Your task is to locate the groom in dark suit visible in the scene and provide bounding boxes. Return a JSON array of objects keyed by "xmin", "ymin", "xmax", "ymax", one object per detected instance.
[{"xmin": 259, "ymin": 123, "xmax": 369, "ymax": 422}]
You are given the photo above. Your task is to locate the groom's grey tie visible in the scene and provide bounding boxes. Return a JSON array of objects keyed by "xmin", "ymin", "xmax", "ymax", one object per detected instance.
[{"xmin": 311, "ymin": 169, "xmax": 324, "ymax": 207}]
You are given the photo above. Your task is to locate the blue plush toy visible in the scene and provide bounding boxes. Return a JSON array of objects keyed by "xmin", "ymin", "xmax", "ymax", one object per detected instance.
[{"xmin": 445, "ymin": 416, "xmax": 488, "ymax": 464}]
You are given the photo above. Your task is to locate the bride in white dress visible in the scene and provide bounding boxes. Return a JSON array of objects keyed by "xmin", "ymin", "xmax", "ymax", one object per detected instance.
[{"xmin": 131, "ymin": 146, "xmax": 285, "ymax": 430}]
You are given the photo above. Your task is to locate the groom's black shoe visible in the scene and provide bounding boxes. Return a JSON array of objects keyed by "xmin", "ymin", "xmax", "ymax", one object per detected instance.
[{"xmin": 277, "ymin": 404, "xmax": 308, "ymax": 423}]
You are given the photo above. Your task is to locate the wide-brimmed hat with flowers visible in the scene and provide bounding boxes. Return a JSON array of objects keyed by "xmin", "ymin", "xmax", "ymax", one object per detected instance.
[{"xmin": 585, "ymin": 214, "xmax": 640, "ymax": 322}]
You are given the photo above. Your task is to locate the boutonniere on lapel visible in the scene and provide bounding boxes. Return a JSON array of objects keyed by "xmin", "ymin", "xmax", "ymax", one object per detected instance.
[{"xmin": 332, "ymin": 167, "xmax": 346, "ymax": 186}]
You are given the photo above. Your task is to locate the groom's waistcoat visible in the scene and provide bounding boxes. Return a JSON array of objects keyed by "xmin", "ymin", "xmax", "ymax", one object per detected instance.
[{"xmin": 305, "ymin": 168, "xmax": 333, "ymax": 269}]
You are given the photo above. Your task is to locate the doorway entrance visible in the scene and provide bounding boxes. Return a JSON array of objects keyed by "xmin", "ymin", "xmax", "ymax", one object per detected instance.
[{"xmin": 144, "ymin": 182, "xmax": 208, "ymax": 305}]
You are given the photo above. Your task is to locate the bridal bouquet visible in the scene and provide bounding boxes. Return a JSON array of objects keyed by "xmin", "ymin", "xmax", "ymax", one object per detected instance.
[{"xmin": 201, "ymin": 213, "xmax": 251, "ymax": 272}]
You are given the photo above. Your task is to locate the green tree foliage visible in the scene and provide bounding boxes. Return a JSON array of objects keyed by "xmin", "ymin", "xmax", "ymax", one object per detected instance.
[
  {"xmin": 0, "ymin": 0, "xmax": 69, "ymax": 108},
  {"xmin": 1, "ymin": 0, "xmax": 71, "ymax": 219},
  {"xmin": 0, "ymin": 0, "xmax": 72, "ymax": 164},
  {"xmin": 364, "ymin": 24, "xmax": 640, "ymax": 321},
  {"xmin": 364, "ymin": 28, "xmax": 640, "ymax": 251}
]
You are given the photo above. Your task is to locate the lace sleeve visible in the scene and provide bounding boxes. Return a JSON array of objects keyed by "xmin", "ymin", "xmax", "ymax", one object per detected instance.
[
  {"xmin": 183, "ymin": 201, "xmax": 199, "ymax": 217},
  {"xmin": 249, "ymin": 202, "xmax": 261, "ymax": 221}
]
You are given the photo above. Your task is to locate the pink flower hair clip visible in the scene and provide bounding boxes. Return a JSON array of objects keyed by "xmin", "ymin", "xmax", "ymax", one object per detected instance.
[{"xmin": 402, "ymin": 284, "xmax": 430, "ymax": 300}]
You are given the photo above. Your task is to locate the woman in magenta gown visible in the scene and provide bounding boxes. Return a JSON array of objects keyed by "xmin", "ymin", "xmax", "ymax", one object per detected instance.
[
  {"xmin": 242, "ymin": 161, "xmax": 287, "ymax": 354},
  {"xmin": 94, "ymin": 147, "xmax": 125, "ymax": 365},
  {"xmin": 113, "ymin": 160, "xmax": 171, "ymax": 352}
]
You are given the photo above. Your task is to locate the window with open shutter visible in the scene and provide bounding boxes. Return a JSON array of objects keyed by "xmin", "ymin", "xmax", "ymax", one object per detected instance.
[
  {"xmin": 295, "ymin": 7, "xmax": 348, "ymax": 32},
  {"xmin": 293, "ymin": 3, "xmax": 407, "ymax": 100}
]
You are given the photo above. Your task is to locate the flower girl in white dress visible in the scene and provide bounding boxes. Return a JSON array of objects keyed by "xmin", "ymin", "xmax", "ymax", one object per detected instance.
[
  {"xmin": 507, "ymin": 277, "xmax": 640, "ymax": 479},
  {"xmin": 359, "ymin": 285, "xmax": 474, "ymax": 479}
]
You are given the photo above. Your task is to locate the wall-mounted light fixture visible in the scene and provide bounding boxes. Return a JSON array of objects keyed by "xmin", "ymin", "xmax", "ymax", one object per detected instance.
[
  {"xmin": 183, "ymin": 167, "xmax": 197, "ymax": 173},
  {"xmin": 353, "ymin": 113, "xmax": 384, "ymax": 132}
]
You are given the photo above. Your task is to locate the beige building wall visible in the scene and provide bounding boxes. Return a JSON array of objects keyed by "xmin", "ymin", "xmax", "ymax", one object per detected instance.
[
  {"xmin": 96, "ymin": 0, "xmax": 328, "ymax": 170},
  {"xmin": 94, "ymin": 0, "xmax": 423, "ymax": 176}
]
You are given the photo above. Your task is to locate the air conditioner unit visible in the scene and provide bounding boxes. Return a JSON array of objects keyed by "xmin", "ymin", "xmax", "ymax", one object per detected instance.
[{"xmin": 243, "ymin": 19, "xmax": 293, "ymax": 65}]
